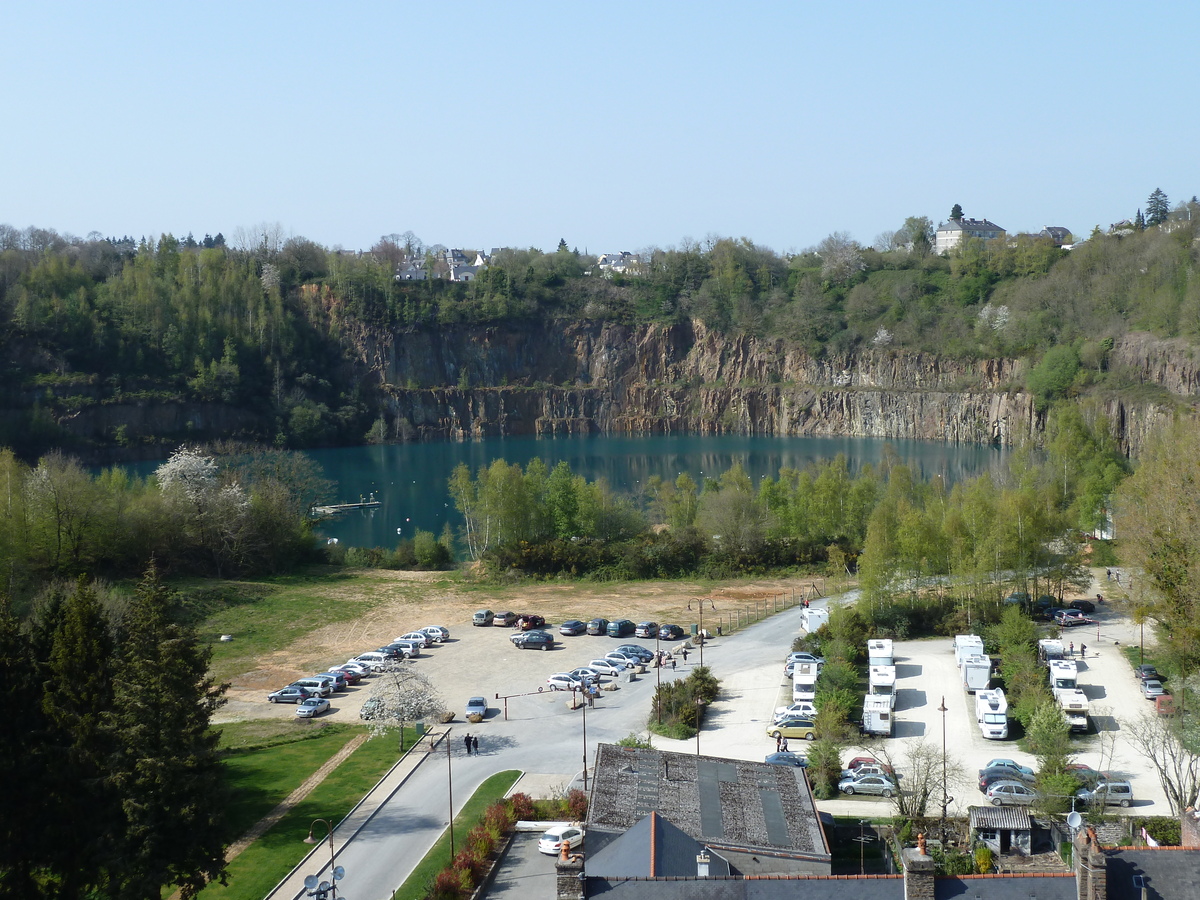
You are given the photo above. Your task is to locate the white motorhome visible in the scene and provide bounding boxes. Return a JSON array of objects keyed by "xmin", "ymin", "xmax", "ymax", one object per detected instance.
[
  {"xmin": 975, "ymin": 688, "xmax": 1009, "ymax": 739},
  {"xmin": 862, "ymin": 694, "xmax": 893, "ymax": 736},
  {"xmin": 961, "ymin": 654, "xmax": 991, "ymax": 693},
  {"xmin": 792, "ymin": 672, "xmax": 818, "ymax": 703},
  {"xmin": 1037, "ymin": 638, "xmax": 1065, "ymax": 662},
  {"xmin": 1057, "ymin": 689, "xmax": 1090, "ymax": 733},
  {"xmin": 868, "ymin": 639, "xmax": 894, "ymax": 667},
  {"xmin": 1048, "ymin": 659, "xmax": 1078, "ymax": 694},
  {"xmin": 869, "ymin": 665, "xmax": 897, "ymax": 709},
  {"xmin": 800, "ymin": 607, "xmax": 829, "ymax": 633},
  {"xmin": 954, "ymin": 635, "xmax": 985, "ymax": 667}
]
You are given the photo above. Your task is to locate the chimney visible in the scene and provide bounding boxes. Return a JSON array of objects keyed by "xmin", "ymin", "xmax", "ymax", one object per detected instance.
[
  {"xmin": 697, "ymin": 850, "xmax": 710, "ymax": 878},
  {"xmin": 1182, "ymin": 806, "xmax": 1200, "ymax": 849},
  {"xmin": 556, "ymin": 851, "xmax": 584, "ymax": 900},
  {"xmin": 1074, "ymin": 826, "xmax": 1107, "ymax": 900},
  {"xmin": 902, "ymin": 839, "xmax": 935, "ymax": 900}
]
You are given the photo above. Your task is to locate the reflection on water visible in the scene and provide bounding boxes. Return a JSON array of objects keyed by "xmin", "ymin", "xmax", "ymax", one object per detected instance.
[{"xmin": 302, "ymin": 434, "xmax": 1007, "ymax": 548}]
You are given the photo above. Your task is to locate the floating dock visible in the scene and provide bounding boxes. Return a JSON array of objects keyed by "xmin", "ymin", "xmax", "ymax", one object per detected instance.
[{"xmin": 311, "ymin": 494, "xmax": 380, "ymax": 516}]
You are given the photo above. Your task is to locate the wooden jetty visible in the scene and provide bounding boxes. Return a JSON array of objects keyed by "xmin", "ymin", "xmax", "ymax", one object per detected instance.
[{"xmin": 311, "ymin": 494, "xmax": 381, "ymax": 516}]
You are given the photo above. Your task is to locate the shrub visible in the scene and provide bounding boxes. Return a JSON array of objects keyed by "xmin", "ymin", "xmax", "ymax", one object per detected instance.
[
  {"xmin": 452, "ymin": 847, "xmax": 487, "ymax": 881},
  {"xmin": 616, "ymin": 732, "xmax": 653, "ymax": 749},
  {"xmin": 566, "ymin": 788, "xmax": 588, "ymax": 820},
  {"xmin": 974, "ymin": 846, "xmax": 994, "ymax": 873},
  {"xmin": 429, "ymin": 867, "xmax": 470, "ymax": 900},
  {"xmin": 509, "ymin": 792, "xmax": 536, "ymax": 821},
  {"xmin": 466, "ymin": 824, "xmax": 495, "ymax": 859}
]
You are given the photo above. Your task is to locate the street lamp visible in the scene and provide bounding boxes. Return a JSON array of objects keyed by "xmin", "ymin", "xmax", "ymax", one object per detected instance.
[
  {"xmin": 303, "ymin": 819, "xmax": 346, "ymax": 900},
  {"xmin": 446, "ymin": 729, "xmax": 455, "ymax": 858},
  {"xmin": 937, "ymin": 697, "xmax": 949, "ymax": 844},
  {"xmin": 581, "ymin": 687, "xmax": 589, "ymax": 790},
  {"xmin": 687, "ymin": 599, "xmax": 716, "ymax": 669}
]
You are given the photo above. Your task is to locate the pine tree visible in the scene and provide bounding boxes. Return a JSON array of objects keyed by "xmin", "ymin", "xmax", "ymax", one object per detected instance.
[
  {"xmin": 950, "ymin": 203, "xmax": 964, "ymax": 221},
  {"xmin": 1134, "ymin": 209, "xmax": 1146, "ymax": 230},
  {"xmin": 1146, "ymin": 188, "xmax": 1170, "ymax": 227},
  {"xmin": 108, "ymin": 563, "xmax": 229, "ymax": 899}
]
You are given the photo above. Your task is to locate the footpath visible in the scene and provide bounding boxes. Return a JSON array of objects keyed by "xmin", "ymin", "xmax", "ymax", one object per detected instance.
[{"xmin": 263, "ymin": 727, "xmax": 452, "ymax": 900}]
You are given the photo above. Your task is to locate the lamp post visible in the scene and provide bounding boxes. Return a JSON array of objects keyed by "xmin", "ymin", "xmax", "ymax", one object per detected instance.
[
  {"xmin": 303, "ymin": 818, "xmax": 346, "ymax": 900},
  {"xmin": 446, "ymin": 730, "xmax": 455, "ymax": 858},
  {"xmin": 937, "ymin": 697, "xmax": 949, "ymax": 844},
  {"xmin": 687, "ymin": 599, "xmax": 716, "ymax": 669},
  {"xmin": 581, "ymin": 686, "xmax": 589, "ymax": 789}
]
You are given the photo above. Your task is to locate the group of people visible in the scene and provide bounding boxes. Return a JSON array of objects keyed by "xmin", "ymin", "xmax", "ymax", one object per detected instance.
[
  {"xmin": 463, "ymin": 733, "xmax": 480, "ymax": 754},
  {"xmin": 652, "ymin": 648, "xmax": 688, "ymax": 669},
  {"xmin": 774, "ymin": 734, "xmax": 790, "ymax": 753},
  {"xmin": 1067, "ymin": 641, "xmax": 1087, "ymax": 658}
]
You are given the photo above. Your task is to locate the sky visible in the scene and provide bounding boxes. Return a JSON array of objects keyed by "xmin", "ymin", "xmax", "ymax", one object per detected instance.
[{"xmin": 3, "ymin": 3, "xmax": 1197, "ymax": 255}]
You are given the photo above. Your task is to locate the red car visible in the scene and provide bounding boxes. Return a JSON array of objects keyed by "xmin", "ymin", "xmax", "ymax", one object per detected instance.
[{"xmin": 519, "ymin": 615, "xmax": 546, "ymax": 631}]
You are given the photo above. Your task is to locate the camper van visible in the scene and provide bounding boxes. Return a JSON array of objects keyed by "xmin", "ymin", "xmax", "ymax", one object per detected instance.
[
  {"xmin": 867, "ymin": 639, "xmax": 894, "ymax": 667},
  {"xmin": 869, "ymin": 665, "xmax": 897, "ymax": 709},
  {"xmin": 954, "ymin": 635, "xmax": 985, "ymax": 667},
  {"xmin": 1048, "ymin": 659, "xmax": 1078, "ymax": 694},
  {"xmin": 961, "ymin": 655, "xmax": 991, "ymax": 693},
  {"xmin": 975, "ymin": 688, "xmax": 1009, "ymax": 739},
  {"xmin": 792, "ymin": 672, "xmax": 818, "ymax": 703},
  {"xmin": 800, "ymin": 607, "xmax": 829, "ymax": 633},
  {"xmin": 862, "ymin": 694, "xmax": 893, "ymax": 736},
  {"xmin": 1037, "ymin": 639, "xmax": 1065, "ymax": 662},
  {"xmin": 1057, "ymin": 689, "xmax": 1090, "ymax": 732}
]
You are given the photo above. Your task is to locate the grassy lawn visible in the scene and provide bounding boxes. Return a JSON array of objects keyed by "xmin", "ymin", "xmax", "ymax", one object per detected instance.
[
  {"xmin": 392, "ymin": 770, "xmax": 522, "ymax": 900},
  {"xmin": 199, "ymin": 722, "xmax": 410, "ymax": 900}
]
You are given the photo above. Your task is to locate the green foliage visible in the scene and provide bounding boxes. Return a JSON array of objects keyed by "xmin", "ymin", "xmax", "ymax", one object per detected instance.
[
  {"xmin": 615, "ymin": 732, "xmax": 653, "ymax": 749},
  {"xmin": 1027, "ymin": 345, "xmax": 1080, "ymax": 409},
  {"xmin": 974, "ymin": 846, "xmax": 994, "ymax": 873},
  {"xmin": 649, "ymin": 667, "xmax": 722, "ymax": 738}
]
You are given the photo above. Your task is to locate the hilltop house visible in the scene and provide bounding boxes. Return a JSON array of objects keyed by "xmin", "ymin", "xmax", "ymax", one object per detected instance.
[{"xmin": 935, "ymin": 217, "xmax": 1005, "ymax": 255}]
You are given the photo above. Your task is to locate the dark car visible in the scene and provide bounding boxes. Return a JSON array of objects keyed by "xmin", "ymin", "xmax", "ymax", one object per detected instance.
[
  {"xmin": 376, "ymin": 645, "xmax": 411, "ymax": 660},
  {"xmin": 495, "ymin": 611, "xmax": 518, "ymax": 627},
  {"xmin": 559, "ymin": 619, "xmax": 586, "ymax": 636},
  {"xmin": 635, "ymin": 621, "xmax": 659, "ymax": 639},
  {"xmin": 979, "ymin": 766, "xmax": 1037, "ymax": 792},
  {"xmin": 511, "ymin": 630, "xmax": 555, "ymax": 650},
  {"xmin": 1069, "ymin": 599, "xmax": 1096, "ymax": 614},
  {"xmin": 519, "ymin": 614, "xmax": 546, "ymax": 631},
  {"xmin": 658, "ymin": 624, "xmax": 685, "ymax": 640},
  {"xmin": 587, "ymin": 618, "xmax": 609, "ymax": 636},
  {"xmin": 607, "ymin": 619, "xmax": 636, "ymax": 638},
  {"xmin": 1136, "ymin": 664, "xmax": 1160, "ymax": 682},
  {"xmin": 615, "ymin": 643, "xmax": 654, "ymax": 662}
]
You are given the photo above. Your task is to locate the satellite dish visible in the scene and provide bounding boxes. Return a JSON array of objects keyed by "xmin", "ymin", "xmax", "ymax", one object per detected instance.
[
  {"xmin": 304, "ymin": 875, "xmax": 319, "ymax": 890},
  {"xmin": 1067, "ymin": 811, "xmax": 1082, "ymax": 829},
  {"xmin": 333, "ymin": 866, "xmax": 346, "ymax": 881}
]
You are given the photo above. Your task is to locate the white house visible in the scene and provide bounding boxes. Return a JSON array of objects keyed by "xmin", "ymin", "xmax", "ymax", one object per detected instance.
[{"xmin": 935, "ymin": 217, "xmax": 1005, "ymax": 255}]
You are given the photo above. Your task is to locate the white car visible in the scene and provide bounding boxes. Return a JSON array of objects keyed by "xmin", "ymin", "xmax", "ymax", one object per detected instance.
[
  {"xmin": 349, "ymin": 652, "xmax": 391, "ymax": 673},
  {"xmin": 547, "ymin": 673, "xmax": 584, "ymax": 691},
  {"xmin": 332, "ymin": 661, "xmax": 371, "ymax": 677},
  {"xmin": 773, "ymin": 702, "xmax": 817, "ymax": 722},
  {"xmin": 588, "ymin": 659, "xmax": 626, "ymax": 676},
  {"xmin": 569, "ymin": 666, "xmax": 603, "ymax": 683},
  {"xmin": 422, "ymin": 626, "xmax": 450, "ymax": 642},
  {"xmin": 296, "ymin": 697, "xmax": 331, "ymax": 718},
  {"xmin": 537, "ymin": 824, "xmax": 584, "ymax": 855},
  {"xmin": 604, "ymin": 651, "xmax": 643, "ymax": 667},
  {"xmin": 466, "ymin": 696, "xmax": 488, "ymax": 719},
  {"xmin": 394, "ymin": 632, "xmax": 433, "ymax": 648}
]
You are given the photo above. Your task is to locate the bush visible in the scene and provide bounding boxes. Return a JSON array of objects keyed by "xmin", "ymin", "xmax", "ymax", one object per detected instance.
[
  {"xmin": 566, "ymin": 788, "xmax": 588, "ymax": 820},
  {"xmin": 429, "ymin": 867, "xmax": 470, "ymax": 900},
  {"xmin": 974, "ymin": 846, "xmax": 994, "ymax": 873},
  {"xmin": 509, "ymin": 792, "xmax": 536, "ymax": 821},
  {"xmin": 616, "ymin": 732, "xmax": 653, "ymax": 749}
]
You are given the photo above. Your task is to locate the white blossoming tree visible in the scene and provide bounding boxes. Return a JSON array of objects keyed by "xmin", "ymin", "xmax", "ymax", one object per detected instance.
[
  {"xmin": 155, "ymin": 447, "xmax": 251, "ymax": 576},
  {"xmin": 364, "ymin": 666, "xmax": 446, "ymax": 751}
]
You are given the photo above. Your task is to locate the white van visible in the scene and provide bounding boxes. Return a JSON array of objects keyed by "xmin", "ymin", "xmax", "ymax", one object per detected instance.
[{"xmin": 291, "ymin": 677, "xmax": 333, "ymax": 697}]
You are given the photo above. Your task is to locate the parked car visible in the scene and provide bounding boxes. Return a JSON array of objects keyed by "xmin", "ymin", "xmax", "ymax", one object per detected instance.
[
  {"xmin": 607, "ymin": 619, "xmax": 636, "ymax": 638},
  {"xmin": 1069, "ymin": 599, "xmax": 1096, "ymax": 613},
  {"xmin": 559, "ymin": 620, "xmax": 586, "ymax": 636},
  {"xmin": 511, "ymin": 631, "xmax": 555, "ymax": 650},
  {"xmin": 349, "ymin": 652, "xmax": 391, "ymax": 672},
  {"xmin": 1143, "ymin": 679, "xmax": 1167, "ymax": 699},
  {"xmin": 268, "ymin": 686, "xmax": 313, "ymax": 703},
  {"xmin": 291, "ymin": 678, "xmax": 333, "ymax": 697},
  {"xmin": 1136, "ymin": 664, "xmax": 1161, "ymax": 682},
  {"xmin": 605, "ymin": 651, "xmax": 643, "ymax": 667},
  {"xmin": 773, "ymin": 702, "xmax": 817, "ymax": 722},
  {"xmin": 569, "ymin": 666, "xmax": 603, "ymax": 683},
  {"xmin": 635, "ymin": 621, "xmax": 659, "ymax": 638},
  {"xmin": 1056, "ymin": 610, "xmax": 1094, "ymax": 627},
  {"xmin": 787, "ymin": 652, "xmax": 826, "ymax": 665},
  {"xmin": 840, "ymin": 764, "xmax": 895, "ymax": 781},
  {"xmin": 327, "ymin": 666, "xmax": 361, "ymax": 685},
  {"xmin": 296, "ymin": 697, "xmax": 331, "ymax": 718},
  {"xmin": 547, "ymin": 672, "xmax": 584, "ymax": 691},
  {"xmin": 1075, "ymin": 781, "xmax": 1133, "ymax": 808},
  {"xmin": 615, "ymin": 644, "xmax": 654, "ymax": 661},
  {"xmin": 495, "ymin": 611, "xmax": 518, "ymax": 627},
  {"xmin": 421, "ymin": 625, "xmax": 451, "ymax": 642},
  {"xmin": 765, "ymin": 718, "xmax": 817, "ymax": 741},
  {"xmin": 315, "ymin": 672, "xmax": 347, "ymax": 692},
  {"xmin": 588, "ymin": 659, "xmax": 626, "ymax": 676},
  {"xmin": 764, "ymin": 752, "xmax": 808, "ymax": 768},
  {"xmin": 982, "ymin": 759, "xmax": 1034, "ymax": 778},
  {"xmin": 979, "ymin": 767, "xmax": 1036, "ymax": 792},
  {"xmin": 1064, "ymin": 764, "xmax": 1104, "ymax": 786},
  {"xmin": 359, "ymin": 697, "xmax": 383, "ymax": 720},
  {"xmin": 537, "ymin": 824, "xmax": 584, "ymax": 855},
  {"xmin": 587, "ymin": 618, "xmax": 610, "ymax": 636},
  {"xmin": 395, "ymin": 631, "xmax": 433, "ymax": 648},
  {"xmin": 985, "ymin": 780, "xmax": 1037, "ymax": 806},
  {"xmin": 658, "ymin": 624, "xmax": 685, "ymax": 640},
  {"xmin": 332, "ymin": 661, "xmax": 370, "ymax": 677},
  {"xmin": 519, "ymin": 614, "xmax": 546, "ymax": 631},
  {"xmin": 838, "ymin": 774, "xmax": 896, "ymax": 797},
  {"xmin": 466, "ymin": 697, "xmax": 488, "ymax": 719},
  {"xmin": 472, "ymin": 609, "xmax": 495, "ymax": 627},
  {"xmin": 383, "ymin": 641, "xmax": 421, "ymax": 658}
]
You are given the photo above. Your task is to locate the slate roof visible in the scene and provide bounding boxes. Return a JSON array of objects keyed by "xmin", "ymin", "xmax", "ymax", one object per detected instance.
[
  {"xmin": 969, "ymin": 805, "xmax": 1032, "ymax": 830},
  {"xmin": 1106, "ymin": 848, "xmax": 1200, "ymax": 900},
  {"xmin": 938, "ymin": 218, "xmax": 1004, "ymax": 233},
  {"xmin": 587, "ymin": 812, "xmax": 732, "ymax": 878},
  {"xmin": 587, "ymin": 744, "xmax": 828, "ymax": 862},
  {"xmin": 937, "ymin": 873, "xmax": 1076, "ymax": 900}
]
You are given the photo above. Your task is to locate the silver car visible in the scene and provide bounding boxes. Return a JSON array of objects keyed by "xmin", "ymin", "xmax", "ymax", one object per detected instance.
[
  {"xmin": 985, "ymin": 780, "xmax": 1037, "ymax": 806},
  {"xmin": 422, "ymin": 626, "xmax": 450, "ymax": 642},
  {"xmin": 837, "ymin": 774, "xmax": 896, "ymax": 797},
  {"xmin": 588, "ymin": 658, "xmax": 626, "ymax": 676}
]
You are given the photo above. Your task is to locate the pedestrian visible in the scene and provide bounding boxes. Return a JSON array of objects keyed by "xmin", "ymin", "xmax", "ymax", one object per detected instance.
[
  {"xmin": 1097, "ymin": 593, "xmax": 1103, "ymax": 603},
  {"xmin": 781, "ymin": 737, "xmax": 789, "ymax": 752},
  {"xmin": 464, "ymin": 733, "xmax": 472, "ymax": 755},
  {"xmin": 1080, "ymin": 643, "xmax": 1087, "ymax": 658},
  {"xmin": 776, "ymin": 734, "xmax": 782, "ymax": 752},
  {"xmin": 1069, "ymin": 642, "xmax": 1075, "ymax": 657},
  {"xmin": 1106, "ymin": 568, "xmax": 1111, "ymax": 580},
  {"xmin": 681, "ymin": 647, "xmax": 689, "ymax": 663},
  {"xmin": 472, "ymin": 735, "xmax": 479, "ymax": 754},
  {"xmin": 670, "ymin": 656, "xmax": 677, "ymax": 671}
]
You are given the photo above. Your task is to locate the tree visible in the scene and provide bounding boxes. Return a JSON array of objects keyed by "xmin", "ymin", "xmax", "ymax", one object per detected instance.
[
  {"xmin": 365, "ymin": 666, "xmax": 445, "ymax": 749},
  {"xmin": 108, "ymin": 564, "xmax": 229, "ymax": 899},
  {"xmin": 1146, "ymin": 188, "xmax": 1170, "ymax": 227},
  {"xmin": 816, "ymin": 232, "xmax": 864, "ymax": 283},
  {"xmin": 900, "ymin": 216, "xmax": 935, "ymax": 256},
  {"xmin": 1122, "ymin": 711, "xmax": 1200, "ymax": 816},
  {"xmin": 950, "ymin": 204, "xmax": 963, "ymax": 221}
]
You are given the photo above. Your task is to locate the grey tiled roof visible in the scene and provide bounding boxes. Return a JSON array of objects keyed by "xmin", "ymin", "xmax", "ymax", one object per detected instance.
[
  {"xmin": 1107, "ymin": 849, "xmax": 1200, "ymax": 900},
  {"xmin": 968, "ymin": 805, "xmax": 1032, "ymax": 830},
  {"xmin": 587, "ymin": 873, "xmax": 1076, "ymax": 900},
  {"xmin": 587, "ymin": 812, "xmax": 732, "ymax": 878}
]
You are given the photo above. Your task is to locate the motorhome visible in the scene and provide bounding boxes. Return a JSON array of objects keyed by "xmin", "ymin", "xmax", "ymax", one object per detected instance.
[
  {"xmin": 800, "ymin": 607, "xmax": 829, "ymax": 633},
  {"xmin": 862, "ymin": 694, "xmax": 893, "ymax": 736},
  {"xmin": 1048, "ymin": 659, "xmax": 1078, "ymax": 694},
  {"xmin": 954, "ymin": 635, "xmax": 985, "ymax": 667},
  {"xmin": 869, "ymin": 665, "xmax": 897, "ymax": 709},
  {"xmin": 1037, "ymin": 639, "xmax": 1065, "ymax": 662},
  {"xmin": 792, "ymin": 672, "xmax": 818, "ymax": 703},
  {"xmin": 961, "ymin": 654, "xmax": 991, "ymax": 693},
  {"xmin": 1057, "ymin": 688, "xmax": 1090, "ymax": 732},
  {"xmin": 975, "ymin": 688, "xmax": 1009, "ymax": 739},
  {"xmin": 868, "ymin": 639, "xmax": 894, "ymax": 667}
]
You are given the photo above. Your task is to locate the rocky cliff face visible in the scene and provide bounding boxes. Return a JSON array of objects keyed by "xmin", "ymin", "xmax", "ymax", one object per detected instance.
[{"xmin": 360, "ymin": 320, "xmax": 1181, "ymax": 452}]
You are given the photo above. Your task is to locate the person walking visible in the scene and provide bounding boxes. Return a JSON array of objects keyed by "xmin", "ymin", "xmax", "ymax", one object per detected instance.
[
  {"xmin": 781, "ymin": 737, "xmax": 789, "ymax": 752},
  {"xmin": 681, "ymin": 647, "xmax": 689, "ymax": 664},
  {"xmin": 464, "ymin": 733, "xmax": 472, "ymax": 755},
  {"xmin": 1069, "ymin": 641, "xmax": 1074, "ymax": 657},
  {"xmin": 1080, "ymin": 643, "xmax": 1087, "ymax": 658},
  {"xmin": 472, "ymin": 735, "xmax": 479, "ymax": 754},
  {"xmin": 670, "ymin": 656, "xmax": 677, "ymax": 671},
  {"xmin": 775, "ymin": 734, "xmax": 782, "ymax": 752}
]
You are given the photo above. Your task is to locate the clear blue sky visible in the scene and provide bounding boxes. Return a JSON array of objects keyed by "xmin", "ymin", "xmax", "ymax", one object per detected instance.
[{"xmin": 3, "ymin": 3, "xmax": 1196, "ymax": 255}]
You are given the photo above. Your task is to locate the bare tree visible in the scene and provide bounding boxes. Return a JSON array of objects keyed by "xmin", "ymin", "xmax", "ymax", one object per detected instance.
[
  {"xmin": 1122, "ymin": 711, "xmax": 1200, "ymax": 815},
  {"xmin": 365, "ymin": 666, "xmax": 446, "ymax": 750},
  {"xmin": 865, "ymin": 738, "xmax": 968, "ymax": 820}
]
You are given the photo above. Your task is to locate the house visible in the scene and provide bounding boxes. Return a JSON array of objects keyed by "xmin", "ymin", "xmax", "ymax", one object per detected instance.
[
  {"xmin": 1040, "ymin": 226, "xmax": 1073, "ymax": 246},
  {"xmin": 969, "ymin": 805, "xmax": 1032, "ymax": 856},
  {"xmin": 596, "ymin": 251, "xmax": 640, "ymax": 275},
  {"xmin": 934, "ymin": 217, "xmax": 1005, "ymax": 255}
]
